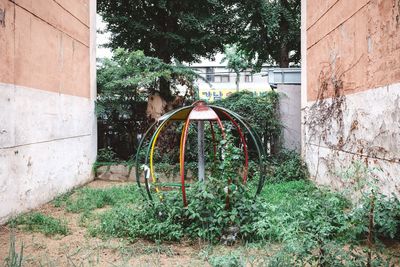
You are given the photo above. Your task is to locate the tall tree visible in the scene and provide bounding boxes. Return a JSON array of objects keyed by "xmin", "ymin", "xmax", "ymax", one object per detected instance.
[
  {"xmin": 221, "ymin": 45, "xmax": 252, "ymax": 92},
  {"xmin": 98, "ymin": 0, "xmax": 238, "ymax": 99},
  {"xmin": 235, "ymin": 0, "xmax": 301, "ymax": 68}
]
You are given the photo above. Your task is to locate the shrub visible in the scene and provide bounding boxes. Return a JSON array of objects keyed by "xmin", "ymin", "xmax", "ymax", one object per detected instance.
[
  {"xmin": 91, "ymin": 176, "xmax": 262, "ymax": 243},
  {"xmin": 268, "ymin": 150, "xmax": 308, "ymax": 183},
  {"xmin": 97, "ymin": 147, "xmax": 118, "ymax": 162},
  {"xmin": 214, "ymin": 91, "xmax": 281, "ymax": 155}
]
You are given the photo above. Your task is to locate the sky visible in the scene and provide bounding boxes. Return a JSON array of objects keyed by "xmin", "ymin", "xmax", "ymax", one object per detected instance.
[{"xmin": 96, "ymin": 15, "xmax": 112, "ymax": 59}]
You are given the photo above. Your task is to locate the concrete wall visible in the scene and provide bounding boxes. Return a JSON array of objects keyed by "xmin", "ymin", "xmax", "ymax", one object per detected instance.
[
  {"xmin": 0, "ymin": 0, "xmax": 97, "ymax": 224},
  {"xmin": 302, "ymin": 0, "xmax": 400, "ymax": 195},
  {"xmin": 277, "ymin": 84, "xmax": 301, "ymax": 152}
]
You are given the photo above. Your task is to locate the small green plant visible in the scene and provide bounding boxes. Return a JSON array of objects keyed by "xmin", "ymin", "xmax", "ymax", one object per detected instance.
[
  {"xmin": 209, "ymin": 252, "xmax": 244, "ymax": 267},
  {"xmin": 3, "ymin": 232, "xmax": 23, "ymax": 267},
  {"xmin": 97, "ymin": 147, "xmax": 118, "ymax": 162},
  {"xmin": 51, "ymin": 189, "xmax": 75, "ymax": 208},
  {"xmin": 10, "ymin": 212, "xmax": 69, "ymax": 236}
]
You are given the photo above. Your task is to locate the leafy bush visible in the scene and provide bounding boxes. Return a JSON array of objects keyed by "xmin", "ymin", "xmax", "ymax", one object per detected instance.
[
  {"xmin": 349, "ymin": 192, "xmax": 400, "ymax": 241},
  {"xmin": 214, "ymin": 90, "xmax": 281, "ymax": 155},
  {"xmin": 10, "ymin": 212, "xmax": 69, "ymax": 236},
  {"xmin": 97, "ymin": 49, "xmax": 198, "ymax": 160},
  {"xmin": 90, "ymin": 176, "xmax": 262, "ymax": 243},
  {"xmin": 268, "ymin": 150, "xmax": 308, "ymax": 183},
  {"xmin": 97, "ymin": 147, "xmax": 118, "ymax": 162}
]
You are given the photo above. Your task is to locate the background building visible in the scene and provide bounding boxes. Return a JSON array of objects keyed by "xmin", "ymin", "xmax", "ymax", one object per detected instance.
[
  {"xmin": 0, "ymin": 0, "xmax": 97, "ymax": 223},
  {"xmin": 191, "ymin": 55, "xmax": 302, "ymax": 152},
  {"xmin": 190, "ymin": 54, "xmax": 271, "ymax": 102},
  {"xmin": 301, "ymin": 0, "xmax": 400, "ymax": 194}
]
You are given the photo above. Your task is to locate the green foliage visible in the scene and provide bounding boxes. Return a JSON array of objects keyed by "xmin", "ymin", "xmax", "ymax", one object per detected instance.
[
  {"xmin": 90, "ymin": 202, "xmax": 184, "ymax": 242},
  {"xmin": 91, "ymin": 177, "xmax": 262, "ymax": 243},
  {"xmin": 97, "ymin": 147, "xmax": 118, "ymax": 162},
  {"xmin": 221, "ymin": 45, "xmax": 253, "ymax": 91},
  {"xmin": 10, "ymin": 212, "xmax": 69, "ymax": 236},
  {"xmin": 235, "ymin": 0, "xmax": 301, "ymax": 67},
  {"xmin": 97, "ymin": 0, "xmax": 300, "ymax": 68},
  {"xmin": 349, "ymin": 190, "xmax": 400, "ymax": 241},
  {"xmin": 91, "ymin": 137, "xmax": 261, "ymax": 242},
  {"xmin": 52, "ymin": 189, "xmax": 75, "ymax": 208},
  {"xmin": 97, "ymin": 0, "xmax": 237, "ymax": 64},
  {"xmin": 60, "ymin": 184, "xmax": 140, "ymax": 213},
  {"xmin": 215, "ymin": 91, "xmax": 281, "ymax": 155},
  {"xmin": 3, "ymin": 233, "xmax": 23, "ymax": 267},
  {"xmin": 97, "ymin": 49, "xmax": 198, "ymax": 159},
  {"xmin": 254, "ymin": 180, "xmax": 350, "ymax": 242},
  {"xmin": 339, "ymin": 161, "xmax": 400, "ymax": 241},
  {"xmin": 268, "ymin": 150, "xmax": 308, "ymax": 183},
  {"xmin": 209, "ymin": 252, "xmax": 244, "ymax": 267}
]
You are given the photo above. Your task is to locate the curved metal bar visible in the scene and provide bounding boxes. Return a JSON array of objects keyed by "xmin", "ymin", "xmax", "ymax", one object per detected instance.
[
  {"xmin": 210, "ymin": 106, "xmax": 266, "ymax": 195},
  {"xmin": 135, "ymin": 120, "xmax": 159, "ymax": 200},
  {"xmin": 218, "ymin": 110, "xmax": 249, "ymax": 184},
  {"xmin": 147, "ymin": 106, "xmax": 194, "ymax": 196},
  {"xmin": 149, "ymin": 122, "xmax": 170, "ymax": 194},
  {"xmin": 180, "ymin": 115, "xmax": 191, "ymax": 207},
  {"xmin": 215, "ymin": 117, "xmax": 225, "ymax": 138},
  {"xmin": 141, "ymin": 106, "xmax": 194, "ymax": 201}
]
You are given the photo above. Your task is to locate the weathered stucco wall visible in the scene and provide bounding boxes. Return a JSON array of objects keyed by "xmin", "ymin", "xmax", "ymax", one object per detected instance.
[
  {"xmin": 0, "ymin": 0, "xmax": 97, "ymax": 224},
  {"xmin": 302, "ymin": 0, "xmax": 400, "ymax": 194}
]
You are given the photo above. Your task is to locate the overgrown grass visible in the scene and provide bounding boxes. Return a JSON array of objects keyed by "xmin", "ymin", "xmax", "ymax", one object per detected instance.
[
  {"xmin": 10, "ymin": 212, "xmax": 69, "ymax": 236},
  {"xmin": 87, "ymin": 180, "xmax": 344, "ymax": 243},
  {"xmin": 38, "ymin": 151, "xmax": 399, "ymax": 266},
  {"xmin": 266, "ymin": 150, "xmax": 309, "ymax": 183},
  {"xmin": 52, "ymin": 189, "xmax": 75, "ymax": 208},
  {"xmin": 53, "ymin": 184, "xmax": 141, "ymax": 213}
]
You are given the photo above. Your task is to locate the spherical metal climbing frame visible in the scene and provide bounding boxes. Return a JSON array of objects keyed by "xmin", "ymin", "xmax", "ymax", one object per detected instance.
[{"xmin": 135, "ymin": 101, "xmax": 267, "ymax": 206}]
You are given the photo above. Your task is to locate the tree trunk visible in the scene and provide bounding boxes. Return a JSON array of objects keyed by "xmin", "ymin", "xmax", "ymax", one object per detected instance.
[
  {"xmin": 279, "ymin": 0, "xmax": 290, "ymax": 68},
  {"xmin": 280, "ymin": 45, "xmax": 289, "ymax": 68},
  {"xmin": 159, "ymin": 77, "xmax": 172, "ymax": 101}
]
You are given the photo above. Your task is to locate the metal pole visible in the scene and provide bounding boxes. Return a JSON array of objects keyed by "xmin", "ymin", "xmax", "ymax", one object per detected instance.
[{"xmin": 197, "ymin": 121, "xmax": 205, "ymax": 181}]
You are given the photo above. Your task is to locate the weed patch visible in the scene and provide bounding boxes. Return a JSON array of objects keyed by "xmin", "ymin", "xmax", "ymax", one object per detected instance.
[{"xmin": 10, "ymin": 212, "xmax": 69, "ymax": 236}]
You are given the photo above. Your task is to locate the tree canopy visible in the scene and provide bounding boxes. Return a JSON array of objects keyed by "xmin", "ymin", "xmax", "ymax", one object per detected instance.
[
  {"xmin": 98, "ymin": 0, "xmax": 300, "ymax": 68},
  {"xmin": 235, "ymin": 0, "xmax": 301, "ymax": 67},
  {"xmin": 97, "ymin": 0, "xmax": 238, "ymax": 64},
  {"xmin": 97, "ymin": 49, "xmax": 198, "ymax": 158}
]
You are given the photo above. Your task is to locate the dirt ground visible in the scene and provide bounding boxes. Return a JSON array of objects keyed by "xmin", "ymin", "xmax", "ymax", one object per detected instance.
[{"xmin": 0, "ymin": 180, "xmax": 267, "ymax": 267}]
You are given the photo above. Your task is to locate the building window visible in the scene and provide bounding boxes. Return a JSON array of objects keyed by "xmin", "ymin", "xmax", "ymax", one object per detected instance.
[
  {"xmin": 214, "ymin": 75, "xmax": 230, "ymax": 83},
  {"xmin": 206, "ymin": 67, "xmax": 214, "ymax": 82},
  {"xmin": 245, "ymin": 74, "xmax": 253, "ymax": 83}
]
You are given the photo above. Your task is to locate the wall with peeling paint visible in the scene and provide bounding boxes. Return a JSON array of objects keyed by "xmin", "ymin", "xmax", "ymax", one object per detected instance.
[
  {"xmin": 0, "ymin": 0, "xmax": 97, "ymax": 224},
  {"xmin": 302, "ymin": 0, "xmax": 400, "ymax": 194}
]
